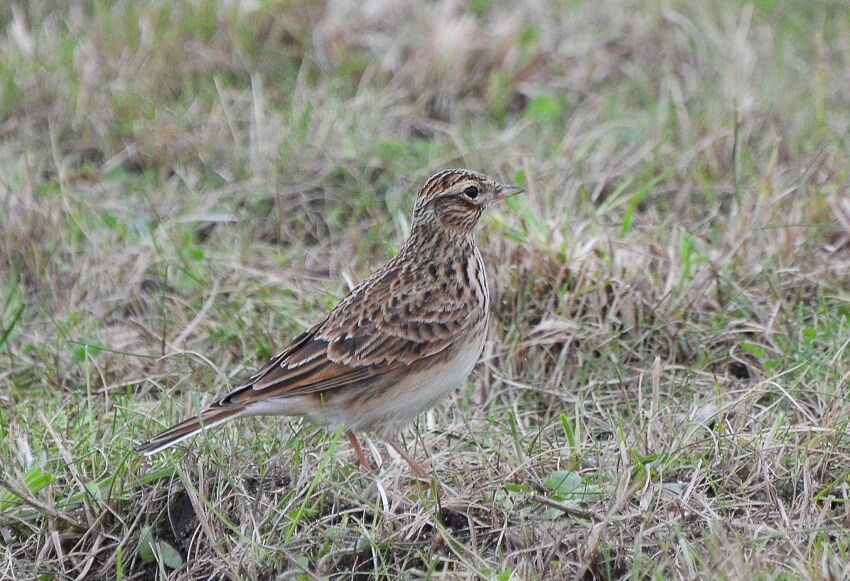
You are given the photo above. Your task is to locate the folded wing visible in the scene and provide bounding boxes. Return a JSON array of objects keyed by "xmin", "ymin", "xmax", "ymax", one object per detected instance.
[{"xmin": 218, "ymin": 259, "xmax": 479, "ymax": 405}]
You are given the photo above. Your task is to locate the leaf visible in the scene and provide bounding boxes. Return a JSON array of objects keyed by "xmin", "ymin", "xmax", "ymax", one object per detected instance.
[
  {"xmin": 137, "ymin": 526, "xmax": 155, "ymax": 564},
  {"xmin": 488, "ymin": 212, "xmax": 529, "ymax": 244},
  {"xmin": 1, "ymin": 467, "xmax": 55, "ymax": 509},
  {"xmin": 72, "ymin": 345, "xmax": 86, "ymax": 363},
  {"xmin": 633, "ymin": 452, "xmax": 666, "ymax": 467},
  {"xmin": 72, "ymin": 342, "xmax": 103, "ymax": 363},
  {"xmin": 560, "ymin": 413, "xmax": 578, "ymax": 459},
  {"xmin": 0, "ymin": 301, "xmax": 24, "ymax": 350},
  {"xmin": 504, "ymin": 194, "xmax": 540, "ymax": 233},
  {"xmin": 376, "ymin": 140, "xmax": 407, "ymax": 159},
  {"xmin": 619, "ymin": 169, "xmax": 675, "ymax": 236},
  {"xmin": 493, "ymin": 489, "xmax": 515, "ymax": 510},
  {"xmin": 740, "ymin": 341, "xmax": 766, "ymax": 359},
  {"xmin": 26, "ymin": 467, "xmax": 54, "ymax": 494},
  {"xmin": 544, "ymin": 471, "xmax": 582, "ymax": 496},
  {"xmin": 678, "ymin": 230, "xmax": 697, "ymax": 283},
  {"xmin": 802, "ymin": 327, "xmax": 816, "ymax": 345},
  {"xmin": 157, "ymin": 541, "xmax": 184, "ymax": 569},
  {"xmin": 470, "ymin": 0, "xmax": 490, "ymax": 15},
  {"xmin": 513, "ymin": 170, "xmax": 526, "ymax": 188},
  {"xmin": 524, "ymin": 95, "xmax": 561, "ymax": 123},
  {"xmin": 116, "ymin": 545, "xmax": 124, "ymax": 580},
  {"xmin": 519, "ymin": 25, "xmax": 539, "ymax": 49},
  {"xmin": 136, "ymin": 527, "xmax": 183, "ymax": 569},
  {"xmin": 101, "ymin": 212, "xmax": 118, "ymax": 229}
]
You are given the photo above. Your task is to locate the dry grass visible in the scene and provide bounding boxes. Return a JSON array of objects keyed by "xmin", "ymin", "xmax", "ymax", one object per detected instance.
[{"xmin": 1, "ymin": 0, "xmax": 850, "ymax": 579}]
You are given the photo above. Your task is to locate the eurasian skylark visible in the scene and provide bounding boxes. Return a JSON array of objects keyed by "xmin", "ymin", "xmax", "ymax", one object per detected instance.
[{"xmin": 137, "ymin": 169, "xmax": 523, "ymax": 476}]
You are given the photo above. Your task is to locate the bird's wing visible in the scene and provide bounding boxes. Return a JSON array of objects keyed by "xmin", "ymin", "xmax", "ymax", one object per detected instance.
[{"xmin": 218, "ymin": 258, "xmax": 482, "ymax": 405}]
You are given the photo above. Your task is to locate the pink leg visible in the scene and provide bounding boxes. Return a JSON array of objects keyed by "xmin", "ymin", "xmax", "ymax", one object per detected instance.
[
  {"xmin": 348, "ymin": 432, "xmax": 373, "ymax": 473},
  {"xmin": 387, "ymin": 439, "xmax": 429, "ymax": 479}
]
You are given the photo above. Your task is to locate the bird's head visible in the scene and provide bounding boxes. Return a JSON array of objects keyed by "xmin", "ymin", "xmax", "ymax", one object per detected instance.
[{"xmin": 411, "ymin": 169, "xmax": 524, "ymax": 236}]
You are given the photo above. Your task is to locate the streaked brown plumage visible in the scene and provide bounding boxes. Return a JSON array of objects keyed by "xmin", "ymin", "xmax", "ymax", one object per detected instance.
[{"xmin": 136, "ymin": 169, "xmax": 523, "ymax": 476}]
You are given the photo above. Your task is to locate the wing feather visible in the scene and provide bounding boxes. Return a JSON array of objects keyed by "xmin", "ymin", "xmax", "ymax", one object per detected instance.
[{"xmin": 218, "ymin": 252, "xmax": 484, "ymax": 407}]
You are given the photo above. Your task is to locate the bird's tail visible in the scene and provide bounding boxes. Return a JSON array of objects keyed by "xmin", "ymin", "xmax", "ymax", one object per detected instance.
[{"xmin": 135, "ymin": 404, "xmax": 246, "ymax": 456}]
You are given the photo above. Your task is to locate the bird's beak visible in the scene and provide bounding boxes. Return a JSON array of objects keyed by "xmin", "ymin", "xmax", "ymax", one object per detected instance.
[{"xmin": 495, "ymin": 183, "xmax": 525, "ymax": 200}]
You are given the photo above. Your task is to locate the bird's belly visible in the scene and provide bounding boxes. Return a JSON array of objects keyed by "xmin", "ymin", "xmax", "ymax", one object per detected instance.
[
  {"xmin": 338, "ymin": 329, "xmax": 486, "ymax": 432},
  {"xmin": 248, "ymin": 328, "xmax": 487, "ymax": 434}
]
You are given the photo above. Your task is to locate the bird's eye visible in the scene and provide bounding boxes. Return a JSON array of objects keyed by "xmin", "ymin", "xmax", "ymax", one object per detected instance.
[{"xmin": 463, "ymin": 185, "xmax": 479, "ymax": 199}]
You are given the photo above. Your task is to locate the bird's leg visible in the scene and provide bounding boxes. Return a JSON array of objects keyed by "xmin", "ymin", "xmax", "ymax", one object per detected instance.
[
  {"xmin": 387, "ymin": 438, "xmax": 429, "ymax": 480},
  {"xmin": 347, "ymin": 432, "xmax": 373, "ymax": 473}
]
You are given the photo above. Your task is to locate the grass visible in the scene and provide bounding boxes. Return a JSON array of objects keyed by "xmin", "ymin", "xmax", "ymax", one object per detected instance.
[{"xmin": 1, "ymin": 0, "xmax": 850, "ymax": 578}]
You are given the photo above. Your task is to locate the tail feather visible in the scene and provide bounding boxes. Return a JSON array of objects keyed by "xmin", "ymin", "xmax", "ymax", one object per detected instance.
[{"xmin": 136, "ymin": 404, "xmax": 246, "ymax": 456}]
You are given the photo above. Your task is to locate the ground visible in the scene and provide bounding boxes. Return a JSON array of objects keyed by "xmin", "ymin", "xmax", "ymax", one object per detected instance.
[{"xmin": 1, "ymin": 1, "xmax": 850, "ymax": 579}]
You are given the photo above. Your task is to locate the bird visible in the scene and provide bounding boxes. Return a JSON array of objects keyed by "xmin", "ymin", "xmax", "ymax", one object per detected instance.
[{"xmin": 136, "ymin": 169, "xmax": 523, "ymax": 477}]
